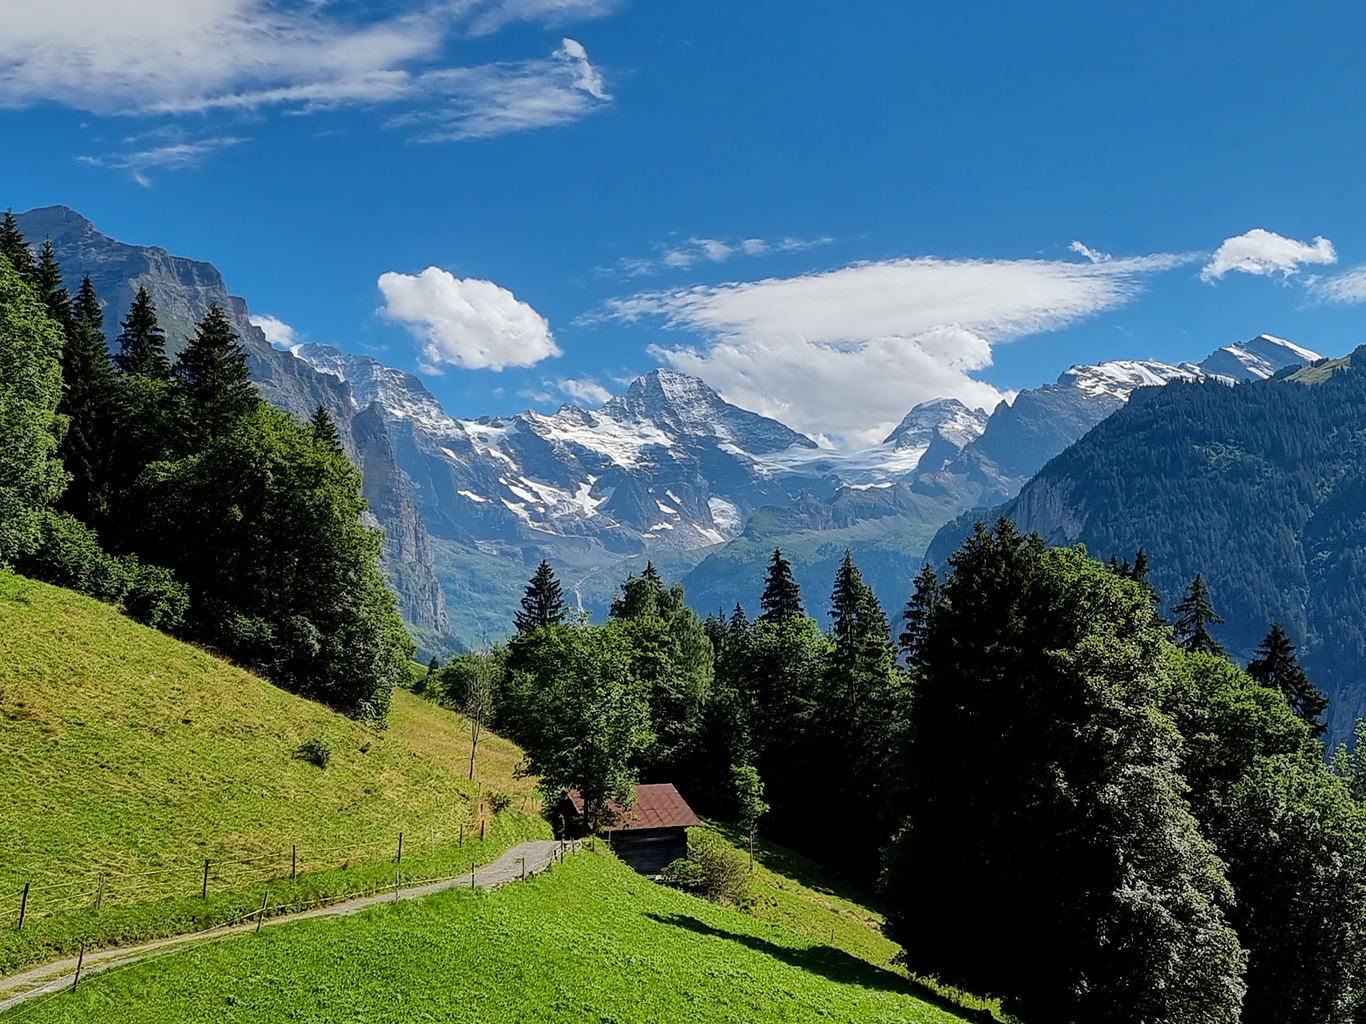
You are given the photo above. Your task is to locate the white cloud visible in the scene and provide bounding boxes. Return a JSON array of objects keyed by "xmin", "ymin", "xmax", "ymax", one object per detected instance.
[
  {"xmin": 249, "ymin": 313, "xmax": 297, "ymax": 349},
  {"xmin": 1309, "ymin": 265, "xmax": 1366, "ymax": 304},
  {"xmin": 556, "ymin": 377, "xmax": 613, "ymax": 405},
  {"xmin": 378, "ymin": 267, "xmax": 560, "ymax": 372},
  {"xmin": 78, "ymin": 130, "xmax": 244, "ymax": 186},
  {"xmin": 602, "ymin": 250, "xmax": 1191, "ymax": 447},
  {"xmin": 1069, "ymin": 240, "xmax": 1110, "ymax": 263},
  {"xmin": 397, "ymin": 38, "xmax": 610, "ymax": 141},
  {"xmin": 464, "ymin": 0, "xmax": 620, "ymax": 37},
  {"xmin": 1200, "ymin": 228, "xmax": 1337, "ymax": 282},
  {"xmin": 611, "ymin": 235, "xmax": 833, "ymax": 277},
  {"xmin": 0, "ymin": 3, "xmax": 611, "ymax": 143}
]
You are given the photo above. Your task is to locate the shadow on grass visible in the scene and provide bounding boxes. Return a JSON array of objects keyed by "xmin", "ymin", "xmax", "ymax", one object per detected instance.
[
  {"xmin": 646, "ymin": 912, "xmax": 905, "ymax": 993},
  {"xmin": 645, "ymin": 913, "xmax": 1003, "ymax": 1023}
]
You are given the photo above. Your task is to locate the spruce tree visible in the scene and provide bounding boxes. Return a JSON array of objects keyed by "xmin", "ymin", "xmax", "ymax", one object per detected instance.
[
  {"xmin": 898, "ymin": 562, "xmax": 940, "ymax": 663},
  {"xmin": 1248, "ymin": 622, "xmax": 1328, "ymax": 737},
  {"xmin": 729, "ymin": 601, "xmax": 749, "ymax": 633},
  {"xmin": 515, "ymin": 560, "xmax": 567, "ymax": 632},
  {"xmin": 1173, "ymin": 572, "xmax": 1225, "ymax": 656},
  {"xmin": 56, "ymin": 276, "xmax": 116, "ymax": 521},
  {"xmin": 33, "ymin": 239, "xmax": 72, "ymax": 332},
  {"xmin": 172, "ymin": 303, "xmax": 256, "ymax": 443},
  {"xmin": 0, "ymin": 211, "xmax": 33, "ymax": 281},
  {"xmin": 309, "ymin": 404, "xmax": 342, "ymax": 453},
  {"xmin": 758, "ymin": 547, "xmax": 803, "ymax": 623},
  {"xmin": 114, "ymin": 287, "xmax": 170, "ymax": 378}
]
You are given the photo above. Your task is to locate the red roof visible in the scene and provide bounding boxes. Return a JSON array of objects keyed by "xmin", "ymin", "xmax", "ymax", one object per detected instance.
[{"xmin": 566, "ymin": 783, "xmax": 701, "ymax": 831}]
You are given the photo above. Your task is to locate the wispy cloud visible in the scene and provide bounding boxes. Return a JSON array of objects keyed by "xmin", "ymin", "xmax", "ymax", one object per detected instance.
[
  {"xmin": 1200, "ymin": 228, "xmax": 1336, "ymax": 282},
  {"xmin": 248, "ymin": 313, "xmax": 298, "ymax": 349},
  {"xmin": 606, "ymin": 235, "xmax": 834, "ymax": 277},
  {"xmin": 1309, "ymin": 264, "xmax": 1366, "ymax": 304},
  {"xmin": 555, "ymin": 376, "xmax": 613, "ymax": 404},
  {"xmin": 78, "ymin": 130, "xmax": 244, "ymax": 186},
  {"xmin": 463, "ymin": 0, "xmax": 621, "ymax": 37},
  {"xmin": 1, "ymin": 1, "xmax": 613, "ymax": 159},
  {"xmin": 598, "ymin": 249, "xmax": 1194, "ymax": 447}
]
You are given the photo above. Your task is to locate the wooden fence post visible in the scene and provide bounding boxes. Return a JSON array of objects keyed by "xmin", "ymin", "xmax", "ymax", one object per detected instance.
[
  {"xmin": 256, "ymin": 892, "xmax": 268, "ymax": 934},
  {"xmin": 480, "ymin": 820, "xmax": 485, "ymax": 842},
  {"xmin": 72, "ymin": 940, "xmax": 86, "ymax": 991},
  {"xmin": 201, "ymin": 859, "xmax": 210, "ymax": 900},
  {"xmin": 396, "ymin": 832, "xmax": 403, "ymax": 865},
  {"xmin": 470, "ymin": 863, "xmax": 475, "ymax": 889},
  {"xmin": 394, "ymin": 870, "xmax": 400, "ymax": 902},
  {"xmin": 459, "ymin": 824, "xmax": 463, "ymax": 847},
  {"xmin": 291, "ymin": 845, "xmax": 297, "ymax": 881},
  {"xmin": 95, "ymin": 874, "xmax": 104, "ymax": 913},
  {"xmin": 17, "ymin": 882, "xmax": 28, "ymax": 930}
]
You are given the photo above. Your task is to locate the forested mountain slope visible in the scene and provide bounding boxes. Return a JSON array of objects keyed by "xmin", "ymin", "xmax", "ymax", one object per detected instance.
[{"xmin": 928, "ymin": 348, "xmax": 1366, "ymax": 744}]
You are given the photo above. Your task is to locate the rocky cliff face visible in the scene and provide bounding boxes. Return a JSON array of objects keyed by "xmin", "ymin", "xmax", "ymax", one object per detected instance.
[{"xmin": 15, "ymin": 206, "xmax": 449, "ymax": 635}]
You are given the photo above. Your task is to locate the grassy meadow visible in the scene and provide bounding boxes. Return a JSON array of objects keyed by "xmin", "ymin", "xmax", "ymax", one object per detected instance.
[
  {"xmin": 6, "ymin": 850, "xmax": 978, "ymax": 1024},
  {"xmin": 0, "ymin": 572, "xmax": 547, "ymax": 972}
]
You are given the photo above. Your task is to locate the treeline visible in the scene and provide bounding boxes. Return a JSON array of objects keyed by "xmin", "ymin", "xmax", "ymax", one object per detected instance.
[
  {"xmin": 0, "ymin": 214, "xmax": 410, "ymax": 719},
  {"xmin": 928, "ymin": 358, "xmax": 1366, "ymax": 740},
  {"xmin": 424, "ymin": 521, "xmax": 1366, "ymax": 1023}
]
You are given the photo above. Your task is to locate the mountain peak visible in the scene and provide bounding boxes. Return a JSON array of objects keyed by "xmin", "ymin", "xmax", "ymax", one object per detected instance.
[
  {"xmin": 883, "ymin": 398, "xmax": 988, "ymax": 450},
  {"xmin": 1197, "ymin": 334, "xmax": 1322, "ymax": 382}
]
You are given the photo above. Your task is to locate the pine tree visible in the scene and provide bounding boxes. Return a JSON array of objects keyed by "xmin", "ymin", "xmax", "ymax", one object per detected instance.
[
  {"xmin": 55, "ymin": 276, "xmax": 116, "ymax": 521},
  {"xmin": 33, "ymin": 239, "xmax": 72, "ymax": 331},
  {"xmin": 515, "ymin": 560, "xmax": 567, "ymax": 632},
  {"xmin": 1173, "ymin": 572, "xmax": 1225, "ymax": 656},
  {"xmin": 898, "ymin": 562, "xmax": 940, "ymax": 664},
  {"xmin": 172, "ymin": 303, "xmax": 256, "ymax": 443},
  {"xmin": 1248, "ymin": 622, "xmax": 1328, "ymax": 738},
  {"xmin": 309, "ymin": 405, "xmax": 342, "ymax": 453},
  {"xmin": 114, "ymin": 287, "xmax": 170, "ymax": 378},
  {"xmin": 0, "ymin": 210, "xmax": 33, "ymax": 281},
  {"xmin": 729, "ymin": 601, "xmax": 749, "ymax": 633},
  {"xmin": 759, "ymin": 547, "xmax": 804, "ymax": 623}
]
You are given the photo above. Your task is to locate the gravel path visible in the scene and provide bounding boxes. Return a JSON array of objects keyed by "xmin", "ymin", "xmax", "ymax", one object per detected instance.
[{"xmin": 0, "ymin": 839, "xmax": 581, "ymax": 1014}]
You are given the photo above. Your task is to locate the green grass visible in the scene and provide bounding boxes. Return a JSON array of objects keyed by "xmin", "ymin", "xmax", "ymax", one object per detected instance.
[
  {"xmin": 0, "ymin": 572, "xmax": 548, "ymax": 973},
  {"xmin": 4, "ymin": 850, "xmax": 979, "ymax": 1024},
  {"xmin": 700, "ymin": 824, "xmax": 1009, "ymax": 1022}
]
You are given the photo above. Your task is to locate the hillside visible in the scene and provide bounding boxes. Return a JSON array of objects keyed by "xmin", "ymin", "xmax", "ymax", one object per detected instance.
[
  {"xmin": 7, "ymin": 850, "xmax": 979, "ymax": 1024},
  {"xmin": 0, "ymin": 572, "xmax": 544, "ymax": 970},
  {"xmin": 926, "ymin": 347, "xmax": 1366, "ymax": 744}
]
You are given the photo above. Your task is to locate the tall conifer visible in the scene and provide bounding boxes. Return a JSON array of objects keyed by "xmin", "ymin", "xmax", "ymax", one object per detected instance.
[
  {"xmin": 33, "ymin": 239, "xmax": 72, "ymax": 331},
  {"xmin": 114, "ymin": 287, "xmax": 170, "ymax": 378},
  {"xmin": 172, "ymin": 303, "xmax": 256, "ymax": 442},
  {"xmin": 899, "ymin": 562, "xmax": 941, "ymax": 663},
  {"xmin": 1248, "ymin": 622, "xmax": 1328, "ymax": 737},
  {"xmin": 0, "ymin": 211, "xmax": 33, "ymax": 281},
  {"xmin": 56, "ymin": 276, "xmax": 115, "ymax": 520},
  {"xmin": 309, "ymin": 404, "xmax": 342, "ymax": 453},
  {"xmin": 515, "ymin": 560, "xmax": 567, "ymax": 632},
  {"xmin": 759, "ymin": 547, "xmax": 803, "ymax": 623},
  {"xmin": 1173, "ymin": 573, "xmax": 1225, "ymax": 656}
]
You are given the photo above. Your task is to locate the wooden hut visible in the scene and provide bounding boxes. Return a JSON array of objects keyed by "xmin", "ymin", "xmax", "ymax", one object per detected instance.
[{"xmin": 564, "ymin": 784, "xmax": 701, "ymax": 875}]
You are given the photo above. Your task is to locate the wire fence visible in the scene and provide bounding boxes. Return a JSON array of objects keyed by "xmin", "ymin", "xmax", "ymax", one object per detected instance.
[
  {"xmin": 0, "ymin": 812, "xmax": 515, "ymax": 930},
  {"xmin": 0, "ymin": 839, "xmax": 585, "ymax": 1023}
]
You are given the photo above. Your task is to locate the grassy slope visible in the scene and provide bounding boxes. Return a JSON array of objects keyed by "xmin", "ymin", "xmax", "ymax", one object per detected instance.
[
  {"xmin": 9, "ymin": 851, "xmax": 977, "ymax": 1024},
  {"xmin": 0, "ymin": 572, "xmax": 546, "ymax": 971}
]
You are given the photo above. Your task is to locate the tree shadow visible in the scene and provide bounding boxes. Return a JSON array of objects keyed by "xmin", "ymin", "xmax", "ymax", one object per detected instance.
[{"xmin": 644, "ymin": 913, "xmax": 1000, "ymax": 1021}]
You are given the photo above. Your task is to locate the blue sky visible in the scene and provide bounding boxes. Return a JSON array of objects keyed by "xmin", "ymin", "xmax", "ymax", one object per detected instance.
[{"xmin": 4, "ymin": 0, "xmax": 1366, "ymax": 445}]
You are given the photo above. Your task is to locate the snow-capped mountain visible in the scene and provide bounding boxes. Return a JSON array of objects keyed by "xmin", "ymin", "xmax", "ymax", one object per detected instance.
[
  {"xmin": 918, "ymin": 336, "xmax": 1324, "ymax": 507},
  {"xmin": 1197, "ymin": 334, "xmax": 1323, "ymax": 382},
  {"xmin": 290, "ymin": 347, "xmax": 831, "ymax": 554}
]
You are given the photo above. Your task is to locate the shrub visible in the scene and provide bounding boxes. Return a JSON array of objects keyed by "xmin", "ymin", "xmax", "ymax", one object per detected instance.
[
  {"xmin": 295, "ymin": 738, "xmax": 331, "ymax": 769},
  {"xmin": 661, "ymin": 828, "xmax": 749, "ymax": 905},
  {"xmin": 121, "ymin": 558, "xmax": 188, "ymax": 630},
  {"xmin": 488, "ymin": 790, "xmax": 513, "ymax": 815},
  {"xmin": 14, "ymin": 511, "xmax": 188, "ymax": 630}
]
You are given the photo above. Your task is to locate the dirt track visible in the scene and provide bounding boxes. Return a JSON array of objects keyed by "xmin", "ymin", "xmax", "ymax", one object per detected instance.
[{"xmin": 0, "ymin": 838, "xmax": 580, "ymax": 1015}]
